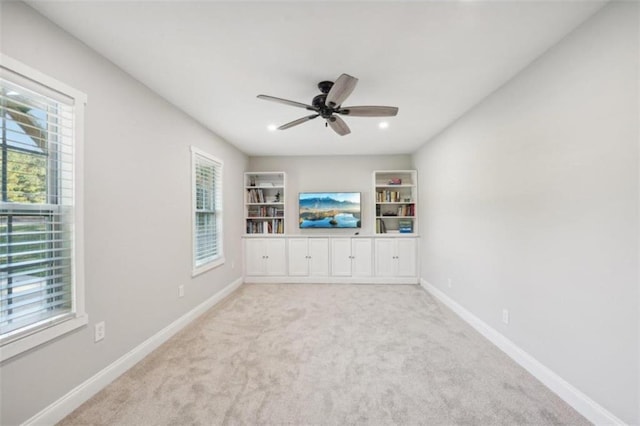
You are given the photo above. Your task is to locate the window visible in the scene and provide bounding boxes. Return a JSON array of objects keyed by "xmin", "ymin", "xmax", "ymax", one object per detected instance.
[
  {"xmin": 0, "ymin": 56, "xmax": 86, "ymax": 361},
  {"xmin": 191, "ymin": 147, "xmax": 223, "ymax": 275}
]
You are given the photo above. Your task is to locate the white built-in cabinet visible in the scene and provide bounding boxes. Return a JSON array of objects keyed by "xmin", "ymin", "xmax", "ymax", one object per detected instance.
[
  {"xmin": 243, "ymin": 236, "xmax": 418, "ymax": 284},
  {"xmin": 330, "ymin": 238, "xmax": 373, "ymax": 278},
  {"xmin": 242, "ymin": 168, "xmax": 419, "ymax": 284},
  {"xmin": 288, "ymin": 238, "xmax": 329, "ymax": 277},
  {"xmin": 374, "ymin": 238, "xmax": 417, "ymax": 278},
  {"xmin": 244, "ymin": 238, "xmax": 287, "ymax": 276},
  {"xmin": 243, "ymin": 236, "xmax": 417, "ymax": 284}
]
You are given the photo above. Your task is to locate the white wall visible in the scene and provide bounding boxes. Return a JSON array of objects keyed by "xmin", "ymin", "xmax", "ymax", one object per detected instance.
[
  {"xmin": 412, "ymin": 2, "xmax": 638, "ymax": 423},
  {"xmin": 248, "ymin": 155, "xmax": 412, "ymax": 235},
  {"xmin": 0, "ymin": 3, "xmax": 248, "ymax": 425}
]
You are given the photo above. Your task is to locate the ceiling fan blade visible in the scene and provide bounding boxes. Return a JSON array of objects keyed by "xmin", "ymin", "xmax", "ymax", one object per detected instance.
[
  {"xmin": 325, "ymin": 74, "xmax": 358, "ymax": 108},
  {"xmin": 257, "ymin": 95, "xmax": 315, "ymax": 111},
  {"xmin": 327, "ymin": 116, "xmax": 351, "ymax": 136},
  {"xmin": 338, "ymin": 106, "xmax": 399, "ymax": 117},
  {"xmin": 278, "ymin": 114, "xmax": 319, "ymax": 130}
]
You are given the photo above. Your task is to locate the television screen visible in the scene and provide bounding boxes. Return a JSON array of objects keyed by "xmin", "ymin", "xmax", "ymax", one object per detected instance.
[{"xmin": 299, "ymin": 192, "xmax": 361, "ymax": 228}]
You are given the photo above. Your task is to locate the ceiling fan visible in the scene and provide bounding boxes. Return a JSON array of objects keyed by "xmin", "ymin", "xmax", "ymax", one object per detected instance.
[{"xmin": 257, "ymin": 73, "xmax": 398, "ymax": 136}]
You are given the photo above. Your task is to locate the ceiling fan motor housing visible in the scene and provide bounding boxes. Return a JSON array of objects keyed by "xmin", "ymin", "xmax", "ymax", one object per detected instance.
[
  {"xmin": 312, "ymin": 94, "xmax": 327, "ymax": 109},
  {"xmin": 312, "ymin": 94, "xmax": 335, "ymax": 118}
]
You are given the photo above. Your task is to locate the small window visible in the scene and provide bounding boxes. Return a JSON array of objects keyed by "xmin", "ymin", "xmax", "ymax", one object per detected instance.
[
  {"xmin": 191, "ymin": 147, "xmax": 223, "ymax": 275},
  {"xmin": 0, "ymin": 55, "xmax": 87, "ymax": 361}
]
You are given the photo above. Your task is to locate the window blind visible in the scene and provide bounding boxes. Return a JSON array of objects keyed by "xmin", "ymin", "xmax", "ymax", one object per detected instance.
[
  {"xmin": 193, "ymin": 150, "xmax": 222, "ymax": 269},
  {"xmin": 0, "ymin": 75, "xmax": 76, "ymax": 340}
]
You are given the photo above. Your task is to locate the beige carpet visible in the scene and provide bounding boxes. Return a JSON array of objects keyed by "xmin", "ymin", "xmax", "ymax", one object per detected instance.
[{"xmin": 59, "ymin": 284, "xmax": 588, "ymax": 425}]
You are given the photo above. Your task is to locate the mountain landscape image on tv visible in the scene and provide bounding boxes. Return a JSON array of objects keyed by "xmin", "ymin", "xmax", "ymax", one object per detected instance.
[{"xmin": 299, "ymin": 192, "xmax": 361, "ymax": 228}]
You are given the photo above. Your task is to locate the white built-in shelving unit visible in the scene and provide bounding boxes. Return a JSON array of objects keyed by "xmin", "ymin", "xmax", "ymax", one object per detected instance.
[
  {"xmin": 373, "ymin": 170, "xmax": 418, "ymax": 235},
  {"xmin": 244, "ymin": 172, "xmax": 286, "ymax": 235}
]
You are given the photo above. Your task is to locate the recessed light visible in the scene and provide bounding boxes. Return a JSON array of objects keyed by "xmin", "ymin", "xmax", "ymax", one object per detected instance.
[
  {"xmin": 267, "ymin": 124, "xmax": 278, "ymax": 131},
  {"xmin": 378, "ymin": 121, "xmax": 389, "ymax": 129},
  {"xmin": 6, "ymin": 90, "xmax": 19, "ymax": 96}
]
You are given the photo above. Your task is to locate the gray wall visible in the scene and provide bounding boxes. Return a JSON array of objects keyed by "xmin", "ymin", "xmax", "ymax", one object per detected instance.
[
  {"xmin": 0, "ymin": 3, "xmax": 248, "ymax": 425},
  {"xmin": 412, "ymin": 2, "xmax": 638, "ymax": 423},
  {"xmin": 248, "ymin": 155, "xmax": 412, "ymax": 236}
]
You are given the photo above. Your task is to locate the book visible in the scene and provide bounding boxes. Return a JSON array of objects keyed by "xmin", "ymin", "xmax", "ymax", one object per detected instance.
[{"xmin": 376, "ymin": 219, "xmax": 387, "ymax": 234}]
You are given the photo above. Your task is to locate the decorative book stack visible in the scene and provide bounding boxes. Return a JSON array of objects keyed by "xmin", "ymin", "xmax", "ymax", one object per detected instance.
[{"xmin": 398, "ymin": 219, "xmax": 413, "ymax": 233}]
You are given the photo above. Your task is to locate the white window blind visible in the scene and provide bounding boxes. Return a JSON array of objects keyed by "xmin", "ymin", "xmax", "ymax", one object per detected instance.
[
  {"xmin": 0, "ymin": 63, "xmax": 80, "ymax": 347},
  {"xmin": 192, "ymin": 148, "xmax": 223, "ymax": 273}
]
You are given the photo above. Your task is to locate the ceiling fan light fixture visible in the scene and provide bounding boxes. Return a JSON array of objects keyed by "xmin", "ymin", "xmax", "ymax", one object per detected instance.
[
  {"xmin": 267, "ymin": 124, "xmax": 278, "ymax": 131},
  {"xmin": 378, "ymin": 121, "xmax": 389, "ymax": 129},
  {"xmin": 257, "ymin": 73, "xmax": 398, "ymax": 136}
]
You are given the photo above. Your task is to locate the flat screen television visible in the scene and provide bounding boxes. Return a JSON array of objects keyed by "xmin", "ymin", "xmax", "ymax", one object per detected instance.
[{"xmin": 299, "ymin": 192, "xmax": 361, "ymax": 229}]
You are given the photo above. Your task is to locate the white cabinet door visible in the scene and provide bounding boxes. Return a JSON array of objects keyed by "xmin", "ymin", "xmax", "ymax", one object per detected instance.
[
  {"xmin": 374, "ymin": 238, "xmax": 396, "ymax": 277},
  {"xmin": 308, "ymin": 238, "xmax": 329, "ymax": 276},
  {"xmin": 265, "ymin": 238, "xmax": 287, "ymax": 276},
  {"xmin": 331, "ymin": 238, "xmax": 372, "ymax": 277},
  {"xmin": 245, "ymin": 238, "xmax": 266, "ymax": 276},
  {"xmin": 288, "ymin": 238, "xmax": 309, "ymax": 276},
  {"xmin": 352, "ymin": 238, "xmax": 372, "ymax": 277},
  {"xmin": 331, "ymin": 238, "xmax": 352, "ymax": 276},
  {"xmin": 288, "ymin": 238, "xmax": 329, "ymax": 276},
  {"xmin": 245, "ymin": 238, "xmax": 286, "ymax": 276},
  {"xmin": 396, "ymin": 238, "xmax": 417, "ymax": 277},
  {"xmin": 375, "ymin": 238, "xmax": 417, "ymax": 278}
]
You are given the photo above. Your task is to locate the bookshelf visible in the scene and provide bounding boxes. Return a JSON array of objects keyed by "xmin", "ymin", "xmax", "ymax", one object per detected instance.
[
  {"xmin": 373, "ymin": 170, "xmax": 417, "ymax": 235},
  {"xmin": 244, "ymin": 172, "xmax": 286, "ymax": 234}
]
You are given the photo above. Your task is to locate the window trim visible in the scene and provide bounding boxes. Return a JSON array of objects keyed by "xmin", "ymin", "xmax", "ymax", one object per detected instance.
[
  {"xmin": 0, "ymin": 54, "xmax": 87, "ymax": 362},
  {"xmin": 190, "ymin": 146, "xmax": 224, "ymax": 276}
]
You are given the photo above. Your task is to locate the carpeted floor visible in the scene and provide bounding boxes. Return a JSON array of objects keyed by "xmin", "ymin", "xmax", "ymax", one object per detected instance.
[{"xmin": 58, "ymin": 284, "xmax": 588, "ymax": 425}]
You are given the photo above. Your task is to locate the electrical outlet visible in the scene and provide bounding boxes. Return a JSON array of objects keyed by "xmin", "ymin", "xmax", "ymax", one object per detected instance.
[
  {"xmin": 178, "ymin": 285, "xmax": 184, "ymax": 298},
  {"xmin": 502, "ymin": 309, "xmax": 509, "ymax": 325},
  {"xmin": 447, "ymin": 278, "xmax": 452, "ymax": 288},
  {"xmin": 94, "ymin": 321, "xmax": 105, "ymax": 342}
]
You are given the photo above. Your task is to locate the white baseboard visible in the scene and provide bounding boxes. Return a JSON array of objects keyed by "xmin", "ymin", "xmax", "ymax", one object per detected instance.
[
  {"xmin": 420, "ymin": 279, "xmax": 624, "ymax": 426},
  {"xmin": 243, "ymin": 275, "xmax": 419, "ymax": 285},
  {"xmin": 24, "ymin": 277, "xmax": 244, "ymax": 426}
]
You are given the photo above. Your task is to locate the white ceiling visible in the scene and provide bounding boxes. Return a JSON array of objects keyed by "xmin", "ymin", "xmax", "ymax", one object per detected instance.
[{"xmin": 27, "ymin": 1, "xmax": 605, "ymax": 157}]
